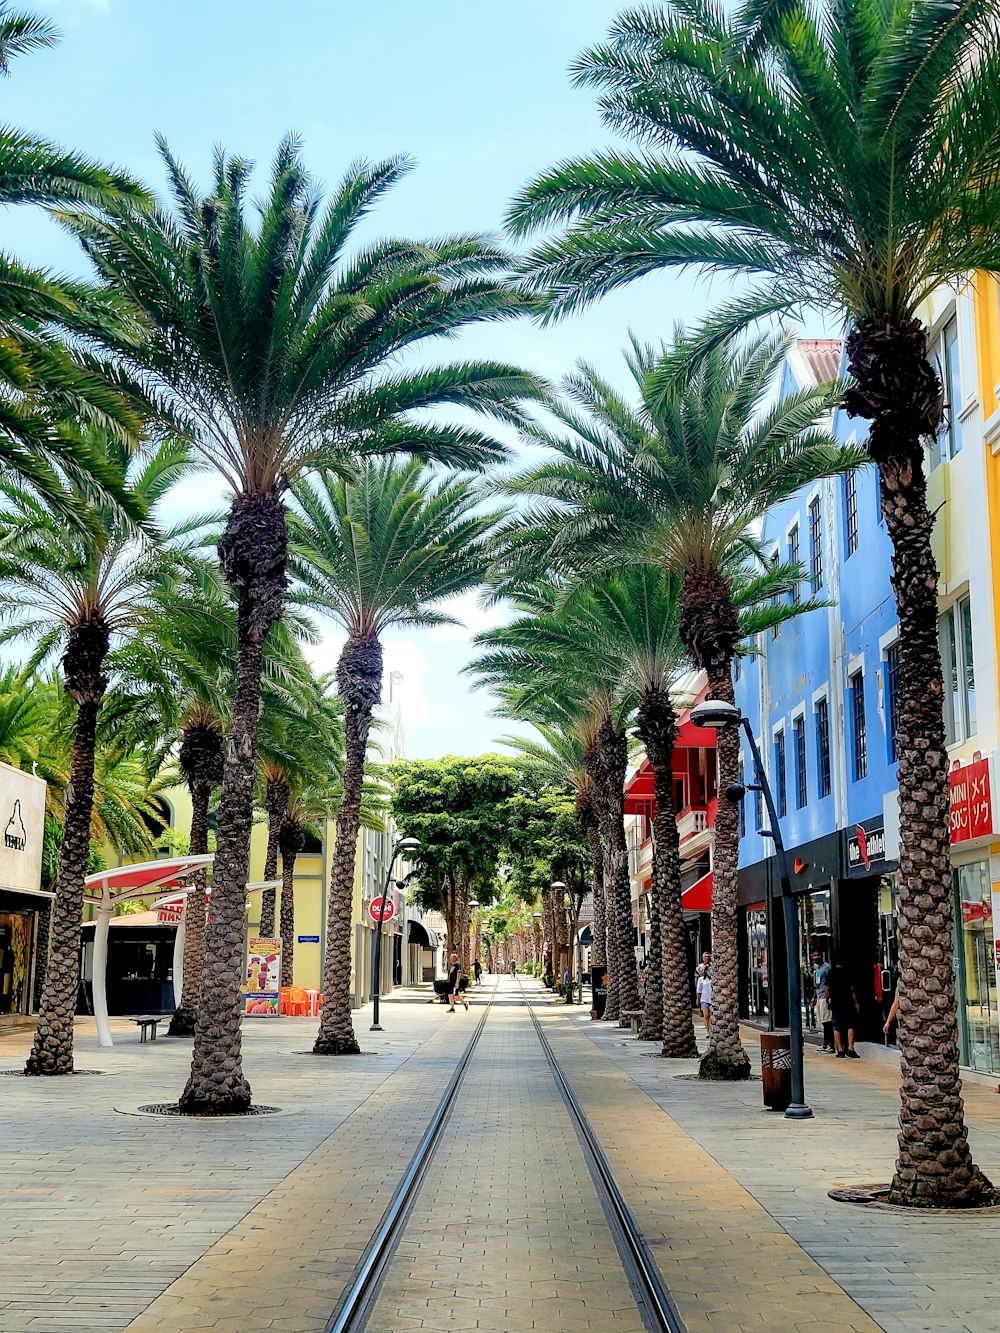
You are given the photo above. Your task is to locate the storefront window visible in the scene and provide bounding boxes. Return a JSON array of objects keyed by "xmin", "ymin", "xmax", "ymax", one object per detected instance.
[
  {"xmin": 0, "ymin": 911, "xmax": 33, "ymax": 1015},
  {"xmin": 746, "ymin": 905, "xmax": 769, "ymax": 1019},
  {"xmin": 799, "ymin": 889, "xmax": 832, "ymax": 1031},
  {"xmin": 954, "ymin": 861, "xmax": 999, "ymax": 1073}
]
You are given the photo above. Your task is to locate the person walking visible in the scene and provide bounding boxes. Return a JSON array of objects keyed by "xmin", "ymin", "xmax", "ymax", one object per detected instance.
[
  {"xmin": 812, "ymin": 949, "xmax": 835, "ymax": 1052},
  {"xmin": 447, "ymin": 953, "xmax": 468, "ymax": 1012},
  {"xmin": 509, "ymin": 958, "xmax": 516, "ymax": 977},
  {"xmin": 697, "ymin": 968, "xmax": 712, "ymax": 1034},
  {"xmin": 474, "ymin": 957, "xmax": 483, "ymax": 986},
  {"xmin": 828, "ymin": 958, "xmax": 860, "ymax": 1058}
]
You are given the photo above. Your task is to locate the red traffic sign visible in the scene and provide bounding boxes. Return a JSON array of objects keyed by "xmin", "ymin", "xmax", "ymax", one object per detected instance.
[{"xmin": 368, "ymin": 895, "xmax": 395, "ymax": 924}]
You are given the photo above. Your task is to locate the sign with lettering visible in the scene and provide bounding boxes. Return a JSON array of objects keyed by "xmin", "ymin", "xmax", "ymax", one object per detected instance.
[
  {"xmin": 244, "ymin": 935, "xmax": 282, "ymax": 1017},
  {"xmin": 0, "ymin": 761, "xmax": 45, "ymax": 896},
  {"xmin": 844, "ymin": 819, "xmax": 895, "ymax": 877},
  {"xmin": 949, "ymin": 758, "xmax": 993, "ymax": 844}
]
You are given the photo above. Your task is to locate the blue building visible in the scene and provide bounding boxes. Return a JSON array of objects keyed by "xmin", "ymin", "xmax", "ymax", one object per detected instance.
[{"xmin": 735, "ymin": 313, "xmax": 1000, "ymax": 1071}]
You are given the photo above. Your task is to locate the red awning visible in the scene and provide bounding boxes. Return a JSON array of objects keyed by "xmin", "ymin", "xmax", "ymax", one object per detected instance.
[
  {"xmin": 83, "ymin": 856, "xmax": 214, "ymax": 906},
  {"xmin": 682, "ymin": 870, "xmax": 712, "ymax": 913},
  {"xmin": 624, "ymin": 759, "xmax": 655, "ymax": 813}
]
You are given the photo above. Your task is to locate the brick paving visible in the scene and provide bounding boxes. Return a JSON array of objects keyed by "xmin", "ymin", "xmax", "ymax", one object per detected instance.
[
  {"xmin": 367, "ymin": 984, "xmax": 644, "ymax": 1332},
  {"xmin": 5, "ymin": 977, "xmax": 1000, "ymax": 1331}
]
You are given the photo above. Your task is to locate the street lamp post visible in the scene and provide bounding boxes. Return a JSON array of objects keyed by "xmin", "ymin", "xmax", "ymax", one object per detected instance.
[
  {"xmin": 370, "ymin": 835, "xmax": 421, "ymax": 1032},
  {"xmin": 692, "ymin": 700, "xmax": 813, "ymax": 1120}
]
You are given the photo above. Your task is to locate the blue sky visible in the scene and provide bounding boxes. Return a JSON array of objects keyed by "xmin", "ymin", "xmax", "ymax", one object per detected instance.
[{"xmin": 2, "ymin": 0, "xmax": 814, "ymax": 759}]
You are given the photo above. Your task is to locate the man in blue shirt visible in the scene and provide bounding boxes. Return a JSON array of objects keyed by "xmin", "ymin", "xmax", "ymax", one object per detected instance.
[{"xmin": 812, "ymin": 949, "xmax": 834, "ymax": 1052}]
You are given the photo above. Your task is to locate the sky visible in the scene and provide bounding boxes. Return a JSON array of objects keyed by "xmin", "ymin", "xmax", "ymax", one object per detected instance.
[{"xmin": 0, "ymin": 0, "xmax": 822, "ymax": 760}]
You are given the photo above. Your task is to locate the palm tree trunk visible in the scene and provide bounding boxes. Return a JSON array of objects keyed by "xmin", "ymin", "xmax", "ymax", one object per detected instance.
[
  {"xmin": 584, "ymin": 812, "xmax": 606, "ymax": 1013},
  {"xmin": 278, "ymin": 820, "xmax": 303, "ymax": 990},
  {"xmin": 179, "ymin": 490, "xmax": 287, "ymax": 1113},
  {"xmin": 314, "ymin": 632, "xmax": 382, "ymax": 1055},
  {"xmin": 847, "ymin": 316, "xmax": 993, "ymax": 1207},
  {"xmin": 699, "ymin": 667, "xmax": 750, "ymax": 1080},
  {"xmin": 592, "ymin": 720, "xmax": 639, "ymax": 1024},
  {"xmin": 25, "ymin": 617, "xmax": 108, "ymax": 1075},
  {"xmin": 167, "ymin": 777, "xmax": 211, "ymax": 1038},
  {"xmin": 259, "ymin": 777, "xmax": 288, "ymax": 937},
  {"xmin": 638, "ymin": 686, "xmax": 698, "ymax": 1056}
]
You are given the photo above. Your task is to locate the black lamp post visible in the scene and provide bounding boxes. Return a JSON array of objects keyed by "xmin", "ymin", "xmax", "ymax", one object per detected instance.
[
  {"xmin": 691, "ymin": 700, "xmax": 813, "ymax": 1119},
  {"xmin": 370, "ymin": 835, "xmax": 420, "ymax": 1032}
]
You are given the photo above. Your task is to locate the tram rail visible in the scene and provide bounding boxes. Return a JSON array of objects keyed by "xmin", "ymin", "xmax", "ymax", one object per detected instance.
[{"xmin": 327, "ymin": 974, "xmax": 685, "ymax": 1333}]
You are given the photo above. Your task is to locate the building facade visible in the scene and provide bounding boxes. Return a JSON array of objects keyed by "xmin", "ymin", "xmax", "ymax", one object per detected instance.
[{"xmin": 735, "ymin": 312, "xmax": 1000, "ymax": 1070}]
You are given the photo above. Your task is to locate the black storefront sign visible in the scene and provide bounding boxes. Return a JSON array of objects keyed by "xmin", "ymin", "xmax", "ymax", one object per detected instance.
[{"xmin": 843, "ymin": 816, "xmax": 897, "ymax": 879}]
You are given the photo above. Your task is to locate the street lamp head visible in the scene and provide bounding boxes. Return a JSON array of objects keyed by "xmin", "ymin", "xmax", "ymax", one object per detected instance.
[
  {"xmin": 532, "ymin": 912, "xmax": 542, "ymax": 920},
  {"xmin": 468, "ymin": 900, "xmax": 480, "ymax": 910},
  {"xmin": 691, "ymin": 699, "xmax": 744, "ymax": 730},
  {"xmin": 550, "ymin": 880, "xmax": 567, "ymax": 891},
  {"xmin": 395, "ymin": 836, "xmax": 421, "ymax": 855}
]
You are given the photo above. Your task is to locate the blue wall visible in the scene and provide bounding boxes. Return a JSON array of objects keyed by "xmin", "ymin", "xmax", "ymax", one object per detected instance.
[{"xmin": 734, "ymin": 347, "xmax": 899, "ymax": 867}]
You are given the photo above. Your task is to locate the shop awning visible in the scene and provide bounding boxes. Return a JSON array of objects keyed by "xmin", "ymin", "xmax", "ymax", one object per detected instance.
[
  {"xmin": 578, "ymin": 924, "xmax": 593, "ymax": 946},
  {"xmin": 408, "ymin": 918, "xmax": 439, "ymax": 949},
  {"xmin": 84, "ymin": 856, "xmax": 214, "ymax": 907},
  {"xmin": 682, "ymin": 869, "xmax": 713, "ymax": 913}
]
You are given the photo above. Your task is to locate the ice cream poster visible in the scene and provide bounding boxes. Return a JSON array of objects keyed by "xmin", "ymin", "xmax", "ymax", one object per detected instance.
[{"xmin": 244, "ymin": 935, "xmax": 282, "ymax": 1016}]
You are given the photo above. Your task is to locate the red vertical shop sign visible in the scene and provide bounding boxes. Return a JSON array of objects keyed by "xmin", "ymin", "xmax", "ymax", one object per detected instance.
[{"xmin": 949, "ymin": 757, "xmax": 993, "ymax": 844}]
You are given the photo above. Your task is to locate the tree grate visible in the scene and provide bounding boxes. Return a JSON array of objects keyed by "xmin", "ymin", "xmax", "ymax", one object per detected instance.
[
  {"xmin": 0, "ymin": 1068, "xmax": 105, "ymax": 1076},
  {"xmin": 137, "ymin": 1102, "xmax": 282, "ymax": 1117}
]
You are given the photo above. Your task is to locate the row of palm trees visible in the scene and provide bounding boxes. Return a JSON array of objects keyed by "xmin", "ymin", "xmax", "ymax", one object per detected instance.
[
  {"xmin": 5, "ymin": 0, "xmax": 998, "ymax": 1206},
  {"xmin": 490, "ymin": 0, "xmax": 1000, "ymax": 1210}
]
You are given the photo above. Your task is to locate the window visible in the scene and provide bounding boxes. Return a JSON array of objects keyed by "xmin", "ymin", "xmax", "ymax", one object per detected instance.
[
  {"xmin": 734, "ymin": 653, "xmax": 741, "ymax": 681},
  {"xmin": 940, "ymin": 597, "xmax": 977, "ymax": 744},
  {"xmin": 788, "ymin": 523, "xmax": 800, "ymax": 605},
  {"xmin": 794, "ymin": 714, "xmax": 807, "ymax": 809},
  {"xmin": 845, "ymin": 471, "xmax": 858, "ymax": 556},
  {"xmin": 774, "ymin": 729, "xmax": 787, "ymax": 817},
  {"xmin": 815, "ymin": 697, "xmax": 831, "ymax": 797},
  {"xmin": 931, "ymin": 316, "xmax": 963, "ymax": 468},
  {"xmin": 737, "ymin": 759, "xmax": 746, "ymax": 837},
  {"xmin": 849, "ymin": 669, "xmax": 867, "ymax": 780},
  {"xmin": 770, "ymin": 549, "xmax": 781, "ymax": 639},
  {"xmin": 808, "ymin": 497, "xmax": 823, "ymax": 589},
  {"xmin": 885, "ymin": 642, "xmax": 900, "ymax": 763}
]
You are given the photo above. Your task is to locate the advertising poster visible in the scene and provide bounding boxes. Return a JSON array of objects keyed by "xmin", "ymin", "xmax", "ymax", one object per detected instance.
[{"xmin": 244, "ymin": 935, "xmax": 282, "ymax": 1016}]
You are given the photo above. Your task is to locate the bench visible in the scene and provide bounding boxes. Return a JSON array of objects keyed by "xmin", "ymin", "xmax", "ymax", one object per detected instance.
[
  {"xmin": 129, "ymin": 1015, "xmax": 163, "ymax": 1043},
  {"xmin": 621, "ymin": 1008, "xmax": 644, "ymax": 1036}
]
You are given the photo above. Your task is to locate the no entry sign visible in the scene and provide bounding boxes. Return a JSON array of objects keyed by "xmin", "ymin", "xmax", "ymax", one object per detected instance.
[{"xmin": 368, "ymin": 895, "xmax": 395, "ymax": 924}]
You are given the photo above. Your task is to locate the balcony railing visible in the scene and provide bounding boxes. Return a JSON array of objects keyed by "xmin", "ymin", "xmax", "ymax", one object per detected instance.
[{"xmin": 677, "ymin": 805, "xmax": 709, "ymax": 844}]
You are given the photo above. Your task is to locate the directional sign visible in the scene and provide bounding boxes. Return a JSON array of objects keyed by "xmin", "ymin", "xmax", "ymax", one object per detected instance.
[{"xmin": 368, "ymin": 895, "xmax": 395, "ymax": 924}]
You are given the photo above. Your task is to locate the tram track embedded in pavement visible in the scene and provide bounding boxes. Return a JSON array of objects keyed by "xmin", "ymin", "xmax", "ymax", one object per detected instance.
[
  {"xmin": 325, "ymin": 977, "xmax": 500, "ymax": 1333},
  {"xmin": 518, "ymin": 978, "xmax": 687, "ymax": 1333}
]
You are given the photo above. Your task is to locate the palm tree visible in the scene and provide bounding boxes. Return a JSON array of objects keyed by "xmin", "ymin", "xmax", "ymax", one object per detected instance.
[
  {"xmin": 60, "ymin": 142, "xmax": 540, "ymax": 1109},
  {"xmin": 0, "ymin": 5, "xmax": 151, "ymax": 505},
  {"xmin": 290, "ymin": 458, "xmax": 502, "ymax": 1053},
  {"xmin": 496, "ymin": 336, "xmax": 857, "ymax": 1076},
  {"xmin": 500, "ymin": 722, "xmax": 606, "ymax": 1013},
  {"xmin": 0, "ymin": 433, "xmax": 189, "ymax": 1074},
  {"xmin": 474, "ymin": 569, "xmax": 695, "ymax": 1048},
  {"xmin": 469, "ymin": 584, "xmax": 641, "ymax": 1024},
  {"xmin": 256, "ymin": 679, "xmax": 343, "ymax": 937},
  {"xmin": 510, "ymin": 0, "xmax": 1000, "ymax": 1205}
]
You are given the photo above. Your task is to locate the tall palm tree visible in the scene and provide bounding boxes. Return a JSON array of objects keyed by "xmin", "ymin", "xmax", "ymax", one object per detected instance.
[
  {"xmin": 276, "ymin": 778, "xmax": 345, "ymax": 988},
  {"xmin": 496, "ymin": 336, "xmax": 857, "ymax": 1076},
  {"xmin": 469, "ymin": 584, "xmax": 641, "ymax": 1024},
  {"xmin": 60, "ymin": 142, "xmax": 540, "ymax": 1109},
  {"xmin": 0, "ymin": 433, "xmax": 189, "ymax": 1074},
  {"xmin": 510, "ymin": 0, "xmax": 1000, "ymax": 1205},
  {"xmin": 290, "ymin": 458, "xmax": 502, "ymax": 1053},
  {"xmin": 500, "ymin": 722, "xmax": 606, "ymax": 1012},
  {"xmin": 257, "ymin": 679, "xmax": 343, "ymax": 937},
  {"xmin": 473, "ymin": 569, "xmax": 695, "ymax": 1049}
]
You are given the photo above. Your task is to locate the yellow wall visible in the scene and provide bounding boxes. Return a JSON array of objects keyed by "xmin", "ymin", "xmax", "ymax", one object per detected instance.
[{"xmin": 975, "ymin": 275, "xmax": 1000, "ymax": 733}]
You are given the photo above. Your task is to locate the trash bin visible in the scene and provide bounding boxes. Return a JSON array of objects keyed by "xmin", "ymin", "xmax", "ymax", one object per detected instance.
[{"xmin": 760, "ymin": 1030, "xmax": 792, "ymax": 1111}]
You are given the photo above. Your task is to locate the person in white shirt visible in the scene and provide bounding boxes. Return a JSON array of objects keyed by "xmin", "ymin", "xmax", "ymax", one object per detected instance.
[{"xmin": 697, "ymin": 969, "xmax": 712, "ymax": 1033}]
